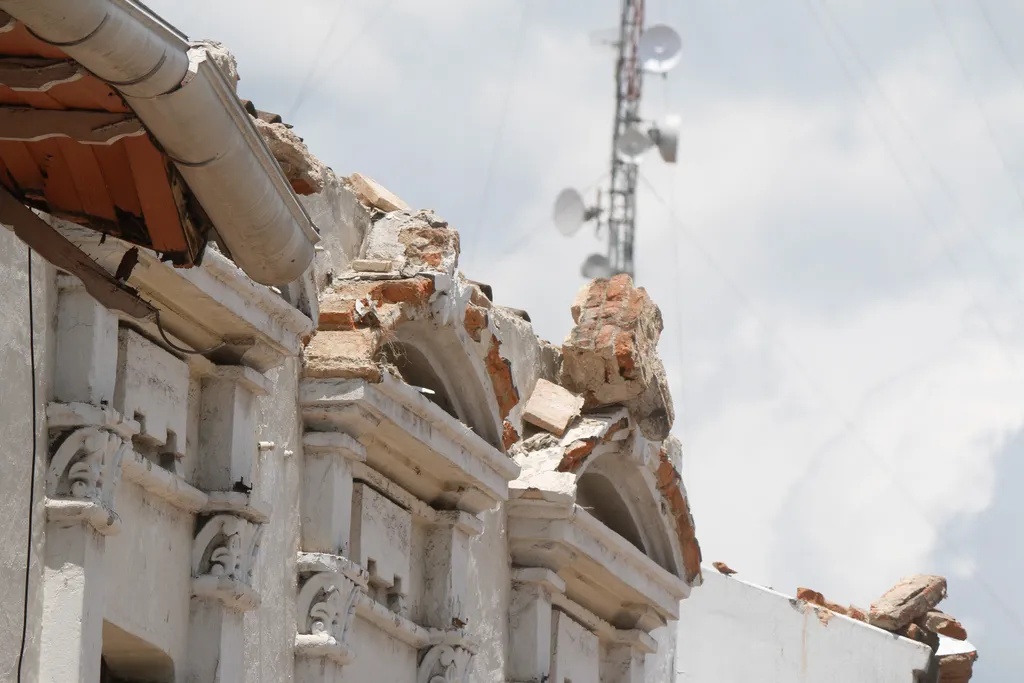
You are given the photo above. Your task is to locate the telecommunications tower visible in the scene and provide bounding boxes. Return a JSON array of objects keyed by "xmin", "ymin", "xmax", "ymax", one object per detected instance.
[{"xmin": 552, "ymin": 2, "xmax": 682, "ymax": 280}]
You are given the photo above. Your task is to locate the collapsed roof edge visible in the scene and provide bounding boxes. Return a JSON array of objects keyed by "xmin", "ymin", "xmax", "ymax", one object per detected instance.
[{"xmin": 0, "ymin": 0, "xmax": 320, "ymax": 287}]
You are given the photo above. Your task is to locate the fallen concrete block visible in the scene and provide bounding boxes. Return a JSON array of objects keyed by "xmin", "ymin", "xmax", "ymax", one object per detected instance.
[
  {"xmin": 868, "ymin": 575, "xmax": 947, "ymax": 631},
  {"xmin": 347, "ymin": 173, "xmax": 409, "ymax": 212},
  {"xmin": 522, "ymin": 379, "xmax": 584, "ymax": 436}
]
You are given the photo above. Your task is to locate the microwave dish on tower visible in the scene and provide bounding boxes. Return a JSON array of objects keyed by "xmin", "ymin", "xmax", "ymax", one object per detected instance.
[
  {"xmin": 553, "ymin": 188, "xmax": 587, "ymax": 236},
  {"xmin": 649, "ymin": 114, "xmax": 681, "ymax": 164},
  {"xmin": 638, "ymin": 24, "xmax": 682, "ymax": 74}
]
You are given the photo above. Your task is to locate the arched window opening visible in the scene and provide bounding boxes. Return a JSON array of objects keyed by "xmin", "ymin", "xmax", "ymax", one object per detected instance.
[
  {"xmin": 378, "ymin": 341, "xmax": 458, "ymax": 419},
  {"xmin": 576, "ymin": 473, "xmax": 646, "ymax": 553}
]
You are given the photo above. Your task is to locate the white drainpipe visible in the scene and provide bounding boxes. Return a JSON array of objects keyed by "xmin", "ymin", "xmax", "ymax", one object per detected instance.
[{"xmin": 0, "ymin": 0, "xmax": 320, "ymax": 287}]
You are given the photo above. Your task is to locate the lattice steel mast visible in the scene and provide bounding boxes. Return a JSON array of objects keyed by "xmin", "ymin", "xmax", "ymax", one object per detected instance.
[{"xmin": 606, "ymin": 0, "xmax": 645, "ymax": 278}]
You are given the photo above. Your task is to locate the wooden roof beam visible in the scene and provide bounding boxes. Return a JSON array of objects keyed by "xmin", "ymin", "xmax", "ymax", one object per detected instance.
[
  {"xmin": 0, "ymin": 107, "xmax": 144, "ymax": 144},
  {"xmin": 0, "ymin": 185, "xmax": 156, "ymax": 319},
  {"xmin": 0, "ymin": 57, "xmax": 83, "ymax": 91}
]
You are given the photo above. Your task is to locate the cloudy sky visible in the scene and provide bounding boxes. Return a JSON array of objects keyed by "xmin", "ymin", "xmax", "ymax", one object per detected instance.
[{"xmin": 151, "ymin": 0, "xmax": 1023, "ymax": 678}]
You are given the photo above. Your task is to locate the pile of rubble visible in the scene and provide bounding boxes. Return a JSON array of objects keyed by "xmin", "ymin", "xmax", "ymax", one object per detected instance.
[{"xmin": 797, "ymin": 575, "xmax": 977, "ymax": 682}]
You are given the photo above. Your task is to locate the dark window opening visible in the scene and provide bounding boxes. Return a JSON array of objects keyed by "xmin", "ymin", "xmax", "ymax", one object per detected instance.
[
  {"xmin": 576, "ymin": 473, "xmax": 646, "ymax": 553},
  {"xmin": 378, "ymin": 342, "xmax": 458, "ymax": 419}
]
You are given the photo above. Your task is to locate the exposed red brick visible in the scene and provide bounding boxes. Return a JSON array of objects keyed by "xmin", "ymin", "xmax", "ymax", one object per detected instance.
[
  {"xmin": 557, "ymin": 439, "xmax": 598, "ymax": 472},
  {"xmin": 484, "ymin": 337, "xmax": 519, "ymax": 420},
  {"xmin": 655, "ymin": 446, "xmax": 702, "ymax": 585},
  {"xmin": 937, "ymin": 652, "xmax": 977, "ymax": 683},
  {"xmin": 375, "ymin": 277, "xmax": 434, "ymax": 305},
  {"xmin": 916, "ymin": 611, "xmax": 968, "ymax": 640},
  {"xmin": 502, "ymin": 420, "xmax": 519, "ymax": 451},
  {"xmin": 399, "ymin": 226, "xmax": 460, "ymax": 269},
  {"xmin": 847, "ymin": 606, "xmax": 868, "ymax": 623},
  {"xmin": 464, "ymin": 304, "xmax": 488, "ymax": 342},
  {"xmin": 796, "ymin": 588, "xmax": 851, "ymax": 617},
  {"xmin": 869, "ymin": 575, "xmax": 947, "ymax": 631},
  {"xmin": 561, "ymin": 274, "xmax": 673, "ymax": 440},
  {"xmin": 896, "ymin": 623, "xmax": 939, "ymax": 651}
]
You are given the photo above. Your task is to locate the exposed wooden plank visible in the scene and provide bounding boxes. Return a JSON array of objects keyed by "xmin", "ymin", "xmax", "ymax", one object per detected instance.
[
  {"xmin": 122, "ymin": 135, "xmax": 188, "ymax": 255},
  {"xmin": 92, "ymin": 142, "xmax": 143, "ymax": 217},
  {"xmin": 0, "ymin": 140, "xmax": 44, "ymax": 192},
  {"xmin": 0, "ymin": 87, "xmax": 63, "ymax": 110},
  {"xmin": 0, "ymin": 107, "xmax": 144, "ymax": 144},
  {"xmin": 0, "ymin": 58, "xmax": 81, "ymax": 91},
  {"xmin": 0, "ymin": 185, "xmax": 156, "ymax": 320},
  {"xmin": 27, "ymin": 138, "xmax": 83, "ymax": 215},
  {"xmin": 57, "ymin": 138, "xmax": 117, "ymax": 222}
]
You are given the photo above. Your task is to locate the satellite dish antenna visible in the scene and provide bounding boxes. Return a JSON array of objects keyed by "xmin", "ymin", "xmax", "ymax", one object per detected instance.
[
  {"xmin": 638, "ymin": 24, "xmax": 683, "ymax": 74},
  {"xmin": 553, "ymin": 188, "xmax": 587, "ymax": 236},
  {"xmin": 615, "ymin": 125, "xmax": 655, "ymax": 163},
  {"xmin": 581, "ymin": 253, "xmax": 615, "ymax": 279},
  {"xmin": 649, "ymin": 114, "xmax": 681, "ymax": 164}
]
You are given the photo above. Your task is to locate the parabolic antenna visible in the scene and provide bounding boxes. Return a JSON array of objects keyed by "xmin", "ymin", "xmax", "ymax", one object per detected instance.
[
  {"xmin": 615, "ymin": 125, "xmax": 655, "ymax": 163},
  {"xmin": 638, "ymin": 24, "xmax": 683, "ymax": 74},
  {"xmin": 650, "ymin": 114, "xmax": 681, "ymax": 164},
  {"xmin": 581, "ymin": 253, "xmax": 615, "ymax": 279},
  {"xmin": 553, "ymin": 188, "xmax": 587, "ymax": 236}
]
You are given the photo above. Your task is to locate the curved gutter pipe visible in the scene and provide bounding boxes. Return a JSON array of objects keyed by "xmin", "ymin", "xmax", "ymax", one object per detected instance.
[{"xmin": 0, "ymin": 0, "xmax": 319, "ymax": 287}]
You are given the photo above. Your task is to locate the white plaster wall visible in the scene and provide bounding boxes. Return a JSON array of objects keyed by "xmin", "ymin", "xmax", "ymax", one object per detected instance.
[
  {"xmin": 342, "ymin": 621, "xmax": 417, "ymax": 683},
  {"xmin": 104, "ymin": 480, "xmax": 192, "ymax": 670},
  {"xmin": 645, "ymin": 622, "xmax": 677, "ymax": 683},
  {"xmin": 465, "ymin": 507, "xmax": 511, "ymax": 683},
  {"xmin": 0, "ymin": 236, "xmax": 56, "ymax": 683},
  {"xmin": 244, "ymin": 357, "xmax": 304, "ymax": 683},
  {"xmin": 675, "ymin": 572, "xmax": 933, "ymax": 683}
]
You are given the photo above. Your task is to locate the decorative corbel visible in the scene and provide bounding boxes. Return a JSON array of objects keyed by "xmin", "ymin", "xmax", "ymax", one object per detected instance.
[
  {"xmin": 191, "ymin": 513, "xmax": 263, "ymax": 611},
  {"xmin": 45, "ymin": 426, "xmax": 130, "ymax": 534},
  {"xmin": 294, "ymin": 572, "xmax": 361, "ymax": 664},
  {"xmin": 418, "ymin": 644, "xmax": 474, "ymax": 683}
]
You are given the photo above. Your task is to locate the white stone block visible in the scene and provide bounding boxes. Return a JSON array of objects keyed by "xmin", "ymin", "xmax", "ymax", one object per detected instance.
[
  {"xmin": 54, "ymin": 278, "xmax": 119, "ymax": 406},
  {"xmin": 350, "ymin": 483, "xmax": 410, "ymax": 601},
  {"xmin": 522, "ymin": 378, "xmax": 584, "ymax": 436},
  {"xmin": 113, "ymin": 328, "xmax": 188, "ymax": 457},
  {"xmin": 551, "ymin": 612, "xmax": 599, "ymax": 683}
]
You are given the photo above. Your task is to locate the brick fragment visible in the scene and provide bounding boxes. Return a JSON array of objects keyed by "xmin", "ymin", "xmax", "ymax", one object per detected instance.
[
  {"xmin": 916, "ymin": 610, "xmax": 968, "ymax": 640},
  {"xmin": 521, "ymin": 379, "xmax": 585, "ymax": 437},
  {"xmin": 655, "ymin": 446, "xmax": 701, "ymax": 585},
  {"xmin": 795, "ymin": 588, "xmax": 851, "ymax": 617},
  {"xmin": 896, "ymin": 623, "xmax": 939, "ymax": 652},
  {"xmin": 464, "ymin": 304, "xmax": 488, "ymax": 342},
  {"xmin": 484, "ymin": 337, "xmax": 519, "ymax": 420},
  {"xmin": 375, "ymin": 277, "xmax": 434, "ymax": 305},
  {"xmin": 560, "ymin": 275, "xmax": 673, "ymax": 440},
  {"xmin": 502, "ymin": 420, "xmax": 519, "ymax": 450},
  {"xmin": 399, "ymin": 226, "xmax": 459, "ymax": 270},
  {"xmin": 303, "ymin": 329, "xmax": 382, "ymax": 382},
  {"xmin": 868, "ymin": 575, "xmax": 947, "ymax": 631},
  {"xmin": 936, "ymin": 651, "xmax": 977, "ymax": 683}
]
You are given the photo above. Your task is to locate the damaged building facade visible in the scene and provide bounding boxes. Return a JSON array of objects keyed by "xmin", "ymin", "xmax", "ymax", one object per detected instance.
[
  {"xmin": 0, "ymin": 2, "xmax": 701, "ymax": 682},
  {"xmin": 0, "ymin": 3, "xmax": 981, "ymax": 683}
]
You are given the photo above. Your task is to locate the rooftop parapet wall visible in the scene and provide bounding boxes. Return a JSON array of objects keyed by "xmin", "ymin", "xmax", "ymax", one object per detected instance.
[{"xmin": 295, "ymin": 172, "xmax": 701, "ymax": 587}]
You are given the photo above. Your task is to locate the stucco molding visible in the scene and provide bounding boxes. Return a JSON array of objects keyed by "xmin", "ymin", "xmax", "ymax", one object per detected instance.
[
  {"xmin": 191, "ymin": 513, "xmax": 263, "ymax": 611},
  {"xmin": 507, "ymin": 496, "xmax": 689, "ymax": 631},
  {"xmin": 294, "ymin": 572, "xmax": 361, "ymax": 664},
  {"xmin": 301, "ymin": 374, "xmax": 520, "ymax": 516},
  {"xmin": 45, "ymin": 423, "xmax": 132, "ymax": 535},
  {"xmin": 417, "ymin": 644, "xmax": 474, "ymax": 683}
]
